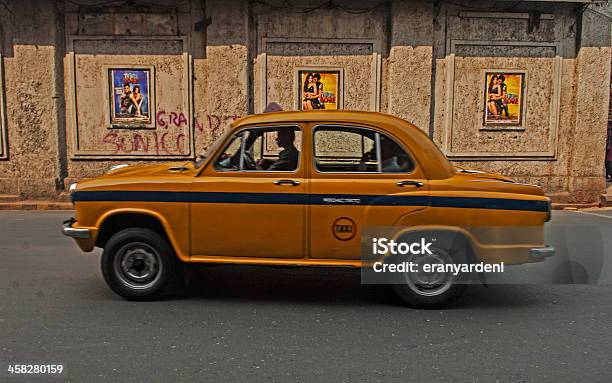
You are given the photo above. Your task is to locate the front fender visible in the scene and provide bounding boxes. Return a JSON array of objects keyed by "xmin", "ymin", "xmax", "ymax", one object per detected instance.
[{"xmin": 90, "ymin": 206, "xmax": 190, "ymax": 262}]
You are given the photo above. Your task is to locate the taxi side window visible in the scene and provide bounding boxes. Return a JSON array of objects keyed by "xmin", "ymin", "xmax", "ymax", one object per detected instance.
[
  {"xmin": 214, "ymin": 126, "xmax": 302, "ymax": 172},
  {"xmin": 313, "ymin": 125, "xmax": 414, "ymax": 173}
]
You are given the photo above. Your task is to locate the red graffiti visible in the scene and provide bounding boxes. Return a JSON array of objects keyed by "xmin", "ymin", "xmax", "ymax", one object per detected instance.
[
  {"xmin": 102, "ymin": 132, "xmax": 127, "ymax": 153},
  {"xmin": 197, "ymin": 112, "xmax": 241, "ymax": 137},
  {"xmin": 195, "ymin": 118, "xmax": 204, "ymax": 133},
  {"xmin": 156, "ymin": 111, "xmax": 167, "ymax": 128},
  {"xmin": 156, "ymin": 110, "xmax": 189, "ymax": 128},
  {"xmin": 102, "ymin": 132, "xmax": 117, "ymax": 147},
  {"xmin": 102, "ymin": 110, "xmax": 240, "ymax": 155},
  {"xmin": 102, "ymin": 131, "xmax": 184, "ymax": 155},
  {"xmin": 156, "ymin": 110, "xmax": 241, "ymax": 135},
  {"xmin": 176, "ymin": 133, "xmax": 185, "ymax": 152},
  {"xmin": 132, "ymin": 134, "xmax": 148, "ymax": 152},
  {"xmin": 170, "ymin": 112, "xmax": 188, "ymax": 127}
]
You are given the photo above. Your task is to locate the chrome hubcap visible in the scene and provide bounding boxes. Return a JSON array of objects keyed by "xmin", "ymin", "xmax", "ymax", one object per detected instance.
[
  {"xmin": 114, "ymin": 242, "xmax": 161, "ymax": 290},
  {"xmin": 405, "ymin": 248, "xmax": 455, "ymax": 297}
]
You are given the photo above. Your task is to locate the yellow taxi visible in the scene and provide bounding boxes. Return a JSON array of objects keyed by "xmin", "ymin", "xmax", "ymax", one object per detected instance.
[{"xmin": 63, "ymin": 110, "xmax": 553, "ymax": 308}]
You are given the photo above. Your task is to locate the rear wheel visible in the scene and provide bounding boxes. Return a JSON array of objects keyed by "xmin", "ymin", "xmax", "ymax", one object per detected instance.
[
  {"xmin": 101, "ymin": 228, "xmax": 182, "ymax": 300},
  {"xmin": 391, "ymin": 246, "xmax": 469, "ymax": 309}
]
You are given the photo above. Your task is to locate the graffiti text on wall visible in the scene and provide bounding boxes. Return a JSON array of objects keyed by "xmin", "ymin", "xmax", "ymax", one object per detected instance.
[
  {"xmin": 101, "ymin": 111, "xmax": 241, "ymax": 155},
  {"xmin": 156, "ymin": 110, "xmax": 241, "ymax": 136},
  {"xmin": 102, "ymin": 131, "xmax": 186, "ymax": 155}
]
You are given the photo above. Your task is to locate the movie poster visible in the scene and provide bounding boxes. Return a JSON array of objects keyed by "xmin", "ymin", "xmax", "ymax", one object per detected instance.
[
  {"xmin": 484, "ymin": 72, "xmax": 524, "ymax": 126},
  {"xmin": 298, "ymin": 70, "xmax": 341, "ymax": 110},
  {"xmin": 109, "ymin": 68, "xmax": 151, "ymax": 126}
]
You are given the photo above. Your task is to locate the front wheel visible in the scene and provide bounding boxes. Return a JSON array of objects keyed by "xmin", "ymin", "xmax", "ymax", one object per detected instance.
[
  {"xmin": 101, "ymin": 228, "xmax": 182, "ymax": 301},
  {"xmin": 391, "ymin": 246, "xmax": 469, "ymax": 309}
]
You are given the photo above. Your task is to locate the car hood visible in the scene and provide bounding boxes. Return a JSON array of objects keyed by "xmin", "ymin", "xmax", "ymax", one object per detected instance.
[
  {"xmin": 105, "ymin": 161, "xmax": 195, "ymax": 177},
  {"xmin": 454, "ymin": 167, "xmax": 515, "ymax": 183},
  {"xmin": 453, "ymin": 166, "xmax": 546, "ymax": 197}
]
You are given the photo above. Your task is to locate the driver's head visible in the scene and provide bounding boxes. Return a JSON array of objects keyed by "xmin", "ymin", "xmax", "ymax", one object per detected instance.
[{"xmin": 276, "ymin": 129, "xmax": 295, "ymax": 148}]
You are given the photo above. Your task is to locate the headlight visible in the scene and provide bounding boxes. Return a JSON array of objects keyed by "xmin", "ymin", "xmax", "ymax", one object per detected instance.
[{"xmin": 69, "ymin": 183, "xmax": 78, "ymax": 194}]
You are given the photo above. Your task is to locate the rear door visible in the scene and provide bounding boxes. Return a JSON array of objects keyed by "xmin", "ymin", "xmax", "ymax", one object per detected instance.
[{"xmin": 308, "ymin": 123, "xmax": 429, "ymax": 260}]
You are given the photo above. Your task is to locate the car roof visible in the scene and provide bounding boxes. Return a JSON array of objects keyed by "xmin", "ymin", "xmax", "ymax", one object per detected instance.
[
  {"xmin": 233, "ymin": 110, "xmax": 411, "ymax": 134},
  {"xmin": 231, "ymin": 110, "xmax": 455, "ymax": 180}
]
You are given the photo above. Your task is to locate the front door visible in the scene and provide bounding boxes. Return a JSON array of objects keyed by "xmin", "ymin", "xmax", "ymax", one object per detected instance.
[
  {"xmin": 309, "ymin": 124, "xmax": 429, "ymax": 260},
  {"xmin": 191, "ymin": 124, "xmax": 306, "ymax": 259}
]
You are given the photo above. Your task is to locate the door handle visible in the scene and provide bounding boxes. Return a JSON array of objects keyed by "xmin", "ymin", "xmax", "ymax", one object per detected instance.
[
  {"xmin": 396, "ymin": 180, "xmax": 424, "ymax": 187},
  {"xmin": 274, "ymin": 179, "xmax": 301, "ymax": 186}
]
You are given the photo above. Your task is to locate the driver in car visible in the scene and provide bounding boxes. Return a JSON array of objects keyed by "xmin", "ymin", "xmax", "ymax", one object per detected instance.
[{"xmin": 256, "ymin": 129, "xmax": 299, "ymax": 171}]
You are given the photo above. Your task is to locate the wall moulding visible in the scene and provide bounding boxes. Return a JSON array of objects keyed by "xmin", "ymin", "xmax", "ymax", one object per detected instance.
[
  {"xmin": 0, "ymin": 53, "xmax": 7, "ymax": 160},
  {"xmin": 442, "ymin": 39, "xmax": 562, "ymax": 160},
  {"xmin": 66, "ymin": 35, "xmax": 193, "ymax": 160},
  {"xmin": 458, "ymin": 11, "xmax": 554, "ymax": 20}
]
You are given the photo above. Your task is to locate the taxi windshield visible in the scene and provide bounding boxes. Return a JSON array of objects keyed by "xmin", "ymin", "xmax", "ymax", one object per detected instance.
[{"xmin": 194, "ymin": 128, "xmax": 233, "ymax": 167}]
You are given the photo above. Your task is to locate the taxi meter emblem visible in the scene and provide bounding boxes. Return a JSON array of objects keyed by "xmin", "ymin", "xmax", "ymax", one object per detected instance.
[{"xmin": 332, "ymin": 217, "xmax": 356, "ymax": 241}]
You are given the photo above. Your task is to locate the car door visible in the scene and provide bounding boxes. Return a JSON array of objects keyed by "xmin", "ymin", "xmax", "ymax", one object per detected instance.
[
  {"xmin": 191, "ymin": 124, "xmax": 306, "ymax": 259},
  {"xmin": 309, "ymin": 123, "xmax": 429, "ymax": 260}
]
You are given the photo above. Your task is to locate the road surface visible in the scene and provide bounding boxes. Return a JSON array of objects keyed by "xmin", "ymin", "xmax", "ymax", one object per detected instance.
[{"xmin": 1, "ymin": 210, "xmax": 611, "ymax": 382}]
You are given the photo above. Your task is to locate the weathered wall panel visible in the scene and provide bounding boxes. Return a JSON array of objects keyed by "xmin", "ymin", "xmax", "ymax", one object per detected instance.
[
  {"xmin": 0, "ymin": 0, "xmax": 63, "ymax": 198},
  {"xmin": 62, "ymin": 2, "xmax": 202, "ymax": 182},
  {"xmin": 262, "ymin": 40, "xmax": 377, "ymax": 111},
  {"xmin": 0, "ymin": 53, "xmax": 7, "ymax": 162},
  {"xmin": 253, "ymin": 1, "xmax": 387, "ymax": 113},
  {"xmin": 204, "ymin": 0, "xmax": 249, "ymax": 142},
  {"xmin": 386, "ymin": 0, "xmax": 434, "ymax": 131},
  {"xmin": 69, "ymin": 37, "xmax": 191, "ymax": 158}
]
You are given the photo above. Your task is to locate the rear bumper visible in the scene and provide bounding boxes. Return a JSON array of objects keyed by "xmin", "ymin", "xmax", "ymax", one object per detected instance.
[
  {"xmin": 528, "ymin": 245, "xmax": 555, "ymax": 260},
  {"xmin": 472, "ymin": 243, "xmax": 555, "ymax": 265}
]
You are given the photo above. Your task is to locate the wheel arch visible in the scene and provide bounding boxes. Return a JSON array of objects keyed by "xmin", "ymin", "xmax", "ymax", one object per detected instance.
[
  {"xmin": 391, "ymin": 226, "xmax": 480, "ymax": 264},
  {"xmin": 95, "ymin": 209, "xmax": 188, "ymax": 262}
]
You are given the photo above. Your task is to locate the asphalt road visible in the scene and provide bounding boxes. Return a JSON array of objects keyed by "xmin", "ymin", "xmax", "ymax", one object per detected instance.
[{"xmin": 1, "ymin": 210, "xmax": 612, "ymax": 382}]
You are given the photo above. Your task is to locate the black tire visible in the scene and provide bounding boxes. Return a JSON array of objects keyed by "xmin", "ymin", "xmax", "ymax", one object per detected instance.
[
  {"xmin": 391, "ymin": 244, "xmax": 469, "ymax": 309},
  {"xmin": 101, "ymin": 228, "xmax": 182, "ymax": 301},
  {"xmin": 392, "ymin": 279, "xmax": 467, "ymax": 309}
]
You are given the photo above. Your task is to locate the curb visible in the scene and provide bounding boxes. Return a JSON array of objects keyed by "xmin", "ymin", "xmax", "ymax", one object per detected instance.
[
  {"xmin": 0, "ymin": 201, "xmax": 73, "ymax": 210},
  {"xmin": 551, "ymin": 202, "xmax": 600, "ymax": 210}
]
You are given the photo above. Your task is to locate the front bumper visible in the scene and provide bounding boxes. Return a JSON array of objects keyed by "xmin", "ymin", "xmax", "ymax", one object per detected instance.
[
  {"xmin": 62, "ymin": 218, "xmax": 91, "ymax": 239},
  {"xmin": 528, "ymin": 245, "xmax": 555, "ymax": 260}
]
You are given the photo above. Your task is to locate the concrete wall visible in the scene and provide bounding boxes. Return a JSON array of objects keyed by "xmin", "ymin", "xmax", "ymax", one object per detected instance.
[
  {"xmin": 0, "ymin": 0, "xmax": 610, "ymax": 203},
  {"xmin": 569, "ymin": 7, "xmax": 612, "ymax": 202},
  {"xmin": 0, "ymin": 0, "xmax": 64, "ymax": 198},
  {"xmin": 432, "ymin": 4, "xmax": 611, "ymax": 203}
]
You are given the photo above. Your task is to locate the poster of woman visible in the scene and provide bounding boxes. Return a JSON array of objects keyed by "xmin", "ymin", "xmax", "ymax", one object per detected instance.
[
  {"xmin": 109, "ymin": 68, "xmax": 151, "ymax": 125},
  {"xmin": 484, "ymin": 72, "xmax": 524, "ymax": 126},
  {"xmin": 298, "ymin": 70, "xmax": 341, "ymax": 110}
]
